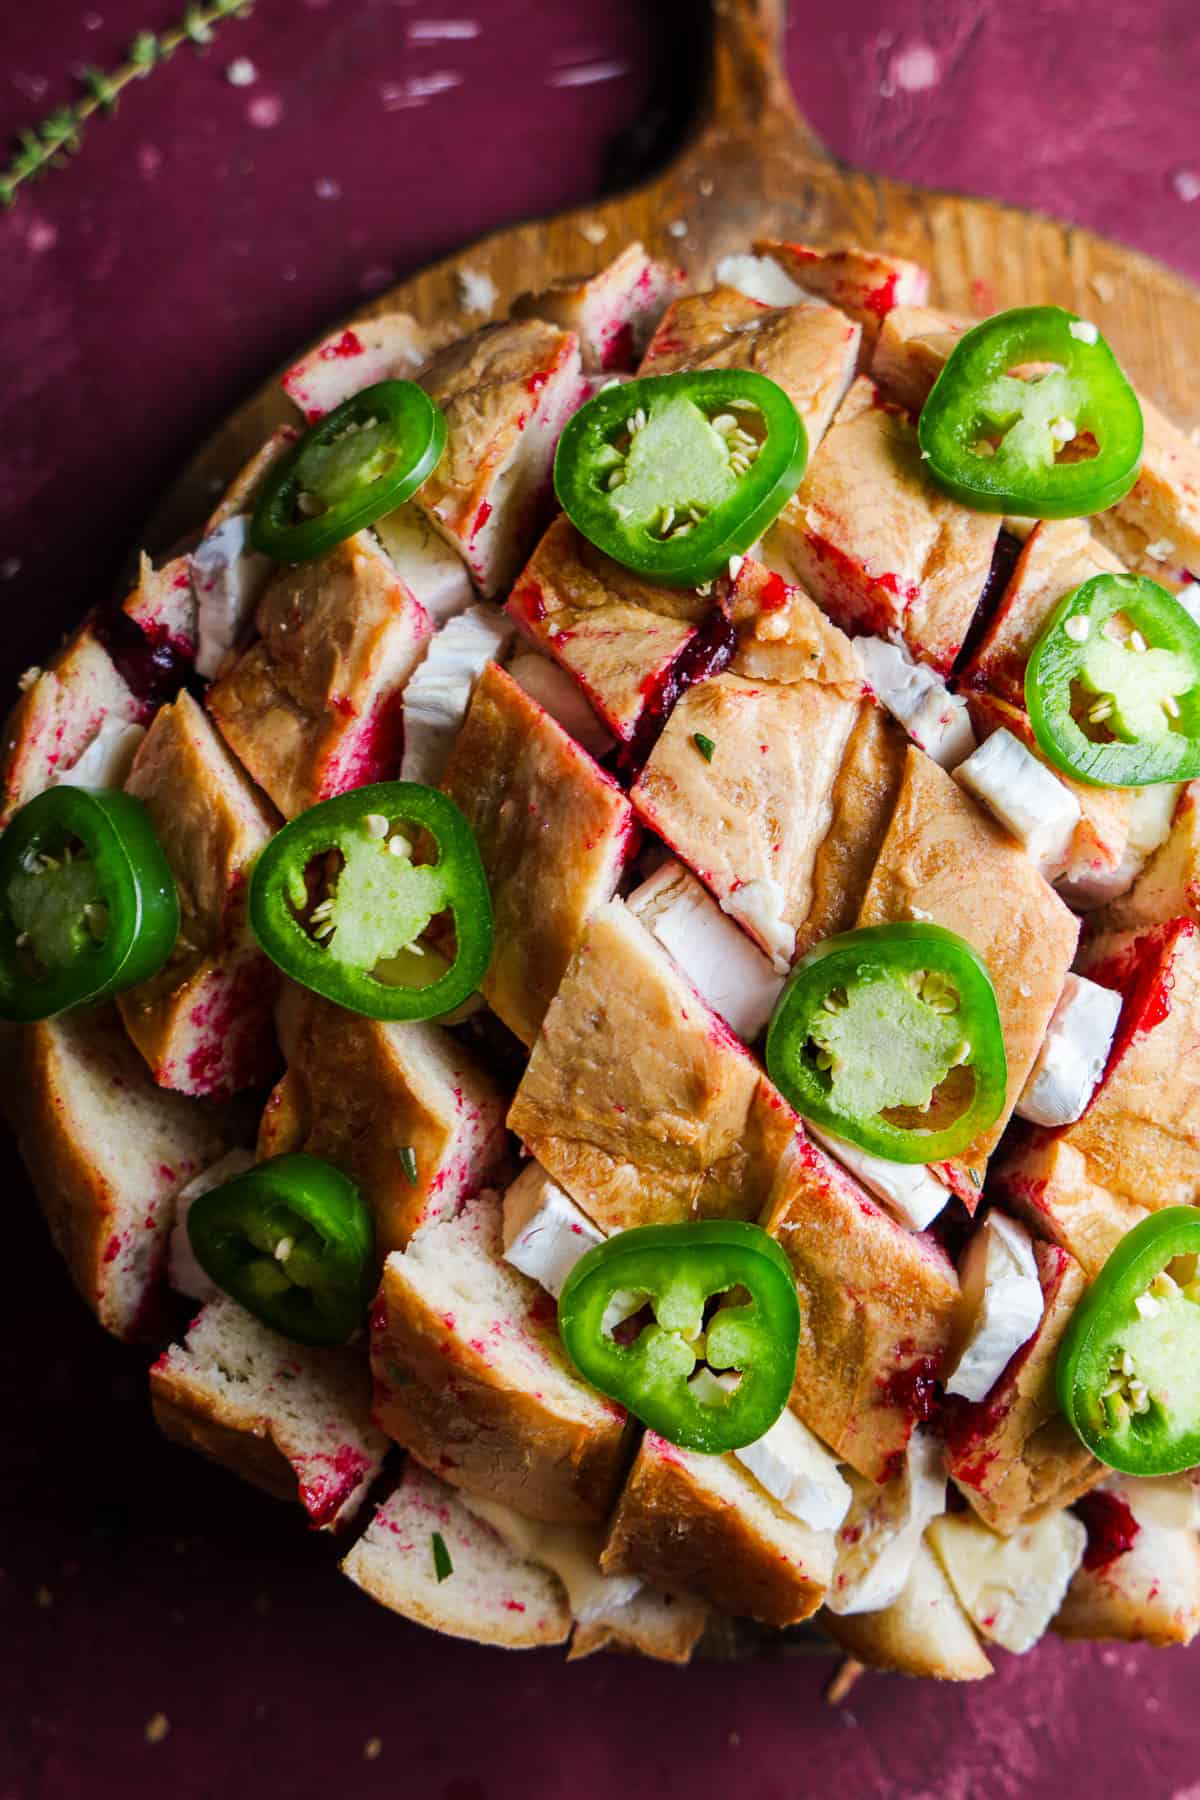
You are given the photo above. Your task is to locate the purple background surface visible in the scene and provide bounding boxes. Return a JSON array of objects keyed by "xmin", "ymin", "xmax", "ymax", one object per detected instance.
[{"xmin": 2, "ymin": 4, "xmax": 1200, "ymax": 1797}]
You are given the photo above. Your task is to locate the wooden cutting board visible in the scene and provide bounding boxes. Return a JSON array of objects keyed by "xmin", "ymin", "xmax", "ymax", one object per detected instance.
[{"xmin": 147, "ymin": 0, "xmax": 1200, "ymax": 554}]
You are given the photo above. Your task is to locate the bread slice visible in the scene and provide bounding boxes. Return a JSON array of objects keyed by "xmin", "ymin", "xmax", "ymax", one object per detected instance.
[
  {"xmin": 822, "ymin": 1539, "xmax": 993, "ymax": 1681},
  {"xmin": 268, "ymin": 988, "xmax": 507, "ymax": 1254},
  {"xmin": 151, "ymin": 1295, "xmax": 387, "ymax": 1530},
  {"xmin": 342, "ymin": 1462, "xmax": 572, "ymax": 1649},
  {"xmin": 117, "ymin": 691, "xmax": 280, "ymax": 1098},
  {"xmin": 12, "ymin": 1005, "xmax": 224, "ymax": 1339},
  {"xmin": 600, "ymin": 1431, "xmax": 835, "ymax": 1628},
  {"xmin": 755, "ymin": 239, "xmax": 930, "ymax": 357},
  {"xmin": 371, "ymin": 1190, "xmax": 631, "ymax": 1523}
]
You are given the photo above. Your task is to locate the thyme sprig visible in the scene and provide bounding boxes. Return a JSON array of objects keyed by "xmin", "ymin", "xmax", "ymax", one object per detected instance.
[{"xmin": 2, "ymin": 0, "xmax": 254, "ymax": 208}]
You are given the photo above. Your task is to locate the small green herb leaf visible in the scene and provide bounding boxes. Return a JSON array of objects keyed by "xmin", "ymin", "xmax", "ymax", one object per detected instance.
[
  {"xmin": 431, "ymin": 1532, "xmax": 453, "ymax": 1583},
  {"xmin": 693, "ymin": 733, "xmax": 716, "ymax": 763},
  {"xmin": 397, "ymin": 1145, "xmax": 418, "ymax": 1187}
]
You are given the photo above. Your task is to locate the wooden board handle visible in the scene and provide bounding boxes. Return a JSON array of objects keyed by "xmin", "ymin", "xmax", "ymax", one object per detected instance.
[{"xmin": 702, "ymin": 0, "xmax": 831, "ymax": 165}]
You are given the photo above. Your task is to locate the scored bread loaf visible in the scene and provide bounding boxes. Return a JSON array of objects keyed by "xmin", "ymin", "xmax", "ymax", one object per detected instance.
[{"xmin": 151, "ymin": 1294, "xmax": 388, "ymax": 1531}]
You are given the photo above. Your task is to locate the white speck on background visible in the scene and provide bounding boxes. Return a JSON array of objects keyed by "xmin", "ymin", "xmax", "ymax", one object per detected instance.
[
  {"xmin": 1, "ymin": 558, "xmax": 22, "ymax": 581},
  {"xmin": 578, "ymin": 219, "xmax": 608, "ymax": 244},
  {"xmin": 27, "ymin": 218, "xmax": 58, "ymax": 253},
  {"xmin": 247, "ymin": 92, "xmax": 283, "ymax": 128},
  {"xmin": 407, "ymin": 19, "xmax": 480, "ymax": 41},
  {"xmin": 1173, "ymin": 168, "xmax": 1200, "ymax": 203},
  {"xmin": 547, "ymin": 59, "xmax": 628, "ymax": 88},
  {"xmin": 890, "ymin": 42, "xmax": 939, "ymax": 92},
  {"xmin": 668, "ymin": 219, "xmax": 688, "ymax": 238},
  {"xmin": 1091, "ymin": 272, "xmax": 1116, "ymax": 301},
  {"xmin": 457, "ymin": 266, "xmax": 497, "ymax": 312},
  {"xmin": 314, "ymin": 176, "xmax": 341, "ymax": 200},
  {"xmin": 281, "ymin": 264, "xmax": 298, "ymax": 283},
  {"xmin": 137, "ymin": 143, "xmax": 163, "ymax": 178},
  {"xmin": 225, "ymin": 57, "xmax": 258, "ymax": 86},
  {"xmin": 12, "ymin": 72, "xmax": 49, "ymax": 102},
  {"xmin": 82, "ymin": 11, "xmax": 104, "ymax": 28},
  {"xmin": 380, "ymin": 70, "xmax": 463, "ymax": 109}
]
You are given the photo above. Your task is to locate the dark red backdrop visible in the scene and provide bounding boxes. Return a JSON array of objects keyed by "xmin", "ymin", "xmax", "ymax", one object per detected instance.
[{"xmin": 2, "ymin": 4, "xmax": 1199, "ymax": 1796}]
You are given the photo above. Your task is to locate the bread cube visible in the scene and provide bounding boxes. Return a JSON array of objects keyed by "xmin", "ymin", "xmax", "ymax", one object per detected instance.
[
  {"xmin": 208, "ymin": 532, "xmax": 432, "ymax": 817},
  {"xmin": 1061, "ymin": 919, "xmax": 1200, "ymax": 1210},
  {"xmin": 513, "ymin": 241, "xmax": 684, "ymax": 371},
  {"xmin": 762, "ymin": 1132, "xmax": 959, "ymax": 1484},
  {"xmin": 943, "ymin": 1242, "xmax": 1103, "ymax": 1533},
  {"xmin": 1096, "ymin": 781, "xmax": 1200, "ymax": 932},
  {"xmin": 342, "ymin": 1462, "xmax": 573, "ymax": 1649},
  {"xmin": 506, "ymin": 514, "xmax": 710, "ymax": 746},
  {"xmin": 960, "ymin": 517, "xmax": 1124, "ymax": 705},
  {"xmin": 12, "ymin": 1005, "xmax": 223, "ymax": 1339},
  {"xmin": 1055, "ymin": 1478, "xmax": 1200, "ymax": 1646},
  {"xmin": 964, "ymin": 690, "xmax": 1132, "ymax": 903},
  {"xmin": 638, "ymin": 285, "xmax": 860, "ymax": 454},
  {"xmin": 1090, "ymin": 394, "xmax": 1200, "ymax": 587},
  {"xmin": 870, "ymin": 304, "xmax": 970, "ymax": 412},
  {"xmin": 600, "ymin": 1431, "xmax": 834, "ymax": 1628},
  {"xmin": 0, "ymin": 624, "xmax": 144, "ymax": 825},
  {"xmin": 117, "ymin": 692, "xmax": 280, "ymax": 1098},
  {"xmin": 151, "ymin": 1294, "xmax": 387, "ymax": 1530},
  {"xmin": 269, "ymin": 989, "xmax": 506, "ymax": 1254},
  {"xmin": 440, "ymin": 662, "xmax": 635, "ymax": 1045},
  {"xmin": 282, "ymin": 311, "xmax": 454, "ymax": 421},
  {"xmin": 756, "ymin": 239, "xmax": 930, "ymax": 357},
  {"xmin": 415, "ymin": 319, "xmax": 583, "ymax": 595},
  {"xmin": 775, "ymin": 377, "xmax": 1000, "ymax": 672},
  {"xmin": 508, "ymin": 900, "xmax": 798, "ymax": 1233},
  {"xmin": 992, "ymin": 1132, "xmax": 1147, "ymax": 1281},
  {"xmin": 631, "ymin": 671, "xmax": 866, "ymax": 972},
  {"xmin": 822, "ymin": 1538, "xmax": 993, "ymax": 1681},
  {"xmin": 370, "ymin": 1190, "xmax": 631, "ymax": 1523}
]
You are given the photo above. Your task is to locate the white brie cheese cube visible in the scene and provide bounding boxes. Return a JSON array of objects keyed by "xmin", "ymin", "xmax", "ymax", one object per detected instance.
[
  {"xmin": 688, "ymin": 1369, "xmax": 852, "ymax": 1531},
  {"xmin": 501, "ymin": 1162, "xmax": 605, "ymax": 1298},
  {"xmin": 374, "ymin": 501, "xmax": 476, "ymax": 625},
  {"xmin": 189, "ymin": 514, "xmax": 273, "ymax": 679},
  {"xmin": 167, "ymin": 1148, "xmax": 257, "ymax": 1301},
  {"xmin": 927, "ymin": 1509, "xmax": 1086, "ymax": 1654},
  {"xmin": 825, "ymin": 1429, "xmax": 947, "ymax": 1616},
  {"xmin": 400, "ymin": 604, "xmax": 515, "ymax": 785},
  {"xmin": 1016, "ymin": 973, "xmax": 1122, "ymax": 1129},
  {"xmin": 1110, "ymin": 1473, "xmax": 1200, "ymax": 1531},
  {"xmin": 857, "ymin": 636, "xmax": 976, "ymax": 769},
  {"xmin": 627, "ymin": 861, "xmax": 785, "ymax": 1041},
  {"xmin": 55, "ymin": 716, "xmax": 145, "ymax": 790},
  {"xmin": 945, "ymin": 1212, "xmax": 1044, "ymax": 1402},
  {"xmin": 1057, "ymin": 782, "xmax": 1183, "ymax": 910},
  {"xmin": 807, "ymin": 1125, "xmax": 951, "ymax": 1231},
  {"xmin": 506, "ymin": 651, "xmax": 616, "ymax": 760},
  {"xmin": 954, "ymin": 727, "xmax": 1081, "ymax": 878},
  {"xmin": 460, "ymin": 1494, "xmax": 641, "ymax": 1623},
  {"xmin": 713, "ymin": 253, "xmax": 811, "ymax": 309}
]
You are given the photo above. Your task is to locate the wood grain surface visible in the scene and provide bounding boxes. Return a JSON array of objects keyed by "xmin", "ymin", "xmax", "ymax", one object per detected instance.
[{"xmin": 148, "ymin": 0, "xmax": 1200, "ymax": 555}]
